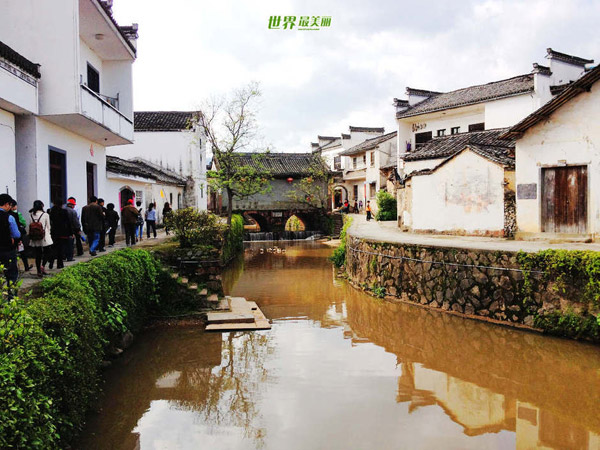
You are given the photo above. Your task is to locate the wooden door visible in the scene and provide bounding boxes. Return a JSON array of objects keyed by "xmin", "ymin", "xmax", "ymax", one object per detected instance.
[
  {"xmin": 49, "ymin": 149, "xmax": 66, "ymax": 204},
  {"xmin": 541, "ymin": 166, "xmax": 587, "ymax": 233},
  {"xmin": 86, "ymin": 162, "xmax": 96, "ymax": 202}
]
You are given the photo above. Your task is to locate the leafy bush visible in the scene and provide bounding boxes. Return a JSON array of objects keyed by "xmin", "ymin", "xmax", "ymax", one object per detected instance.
[
  {"xmin": 330, "ymin": 216, "xmax": 353, "ymax": 267},
  {"xmin": 222, "ymin": 214, "xmax": 244, "ymax": 263},
  {"xmin": 0, "ymin": 249, "xmax": 170, "ymax": 448},
  {"xmin": 165, "ymin": 208, "xmax": 227, "ymax": 249},
  {"xmin": 375, "ymin": 190, "xmax": 397, "ymax": 221}
]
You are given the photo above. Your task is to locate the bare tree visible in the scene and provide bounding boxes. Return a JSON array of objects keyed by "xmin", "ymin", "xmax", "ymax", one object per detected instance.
[{"xmin": 198, "ymin": 82, "xmax": 272, "ymax": 224}]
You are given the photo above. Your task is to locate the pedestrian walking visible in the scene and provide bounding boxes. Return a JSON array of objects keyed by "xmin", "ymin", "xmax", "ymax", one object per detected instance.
[
  {"xmin": 28, "ymin": 200, "xmax": 52, "ymax": 277},
  {"xmin": 49, "ymin": 198, "xmax": 72, "ymax": 269},
  {"xmin": 64, "ymin": 198, "xmax": 81, "ymax": 262},
  {"xmin": 145, "ymin": 203, "xmax": 157, "ymax": 239},
  {"xmin": 97, "ymin": 198, "xmax": 108, "ymax": 252},
  {"xmin": 162, "ymin": 202, "xmax": 173, "ymax": 235},
  {"xmin": 353, "ymin": 200, "xmax": 358, "ymax": 213},
  {"xmin": 121, "ymin": 199, "xmax": 139, "ymax": 246},
  {"xmin": 10, "ymin": 200, "xmax": 32, "ymax": 271},
  {"xmin": 135, "ymin": 200, "xmax": 144, "ymax": 242},
  {"xmin": 68, "ymin": 197, "xmax": 84, "ymax": 256},
  {"xmin": 105, "ymin": 203, "xmax": 120, "ymax": 247},
  {"xmin": 366, "ymin": 200, "xmax": 372, "ymax": 221},
  {"xmin": 81, "ymin": 196, "xmax": 103, "ymax": 256},
  {"xmin": 0, "ymin": 194, "xmax": 21, "ymax": 292}
]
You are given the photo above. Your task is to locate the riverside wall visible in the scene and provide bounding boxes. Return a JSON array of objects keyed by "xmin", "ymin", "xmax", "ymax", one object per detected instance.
[{"xmin": 345, "ymin": 236, "xmax": 589, "ymax": 328}]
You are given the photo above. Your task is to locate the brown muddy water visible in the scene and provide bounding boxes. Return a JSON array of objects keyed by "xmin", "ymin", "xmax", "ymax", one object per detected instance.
[{"xmin": 76, "ymin": 242, "xmax": 600, "ymax": 450}]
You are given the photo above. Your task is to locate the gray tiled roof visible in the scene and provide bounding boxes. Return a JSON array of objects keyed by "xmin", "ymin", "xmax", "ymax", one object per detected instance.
[
  {"xmin": 403, "ymin": 128, "xmax": 514, "ymax": 162},
  {"xmin": 341, "ymin": 131, "xmax": 397, "ymax": 156},
  {"xmin": 397, "ymin": 74, "xmax": 534, "ymax": 119},
  {"xmin": 0, "ymin": 40, "xmax": 40, "ymax": 78},
  {"xmin": 546, "ymin": 48, "xmax": 593, "ymax": 66},
  {"xmin": 348, "ymin": 126, "xmax": 385, "ymax": 133},
  {"xmin": 106, "ymin": 156, "xmax": 186, "ymax": 185},
  {"xmin": 215, "ymin": 152, "xmax": 327, "ymax": 178},
  {"xmin": 134, "ymin": 111, "xmax": 198, "ymax": 132}
]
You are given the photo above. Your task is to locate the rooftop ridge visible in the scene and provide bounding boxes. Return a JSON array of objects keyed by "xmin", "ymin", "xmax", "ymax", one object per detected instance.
[
  {"xmin": 349, "ymin": 126, "xmax": 385, "ymax": 133},
  {"xmin": 546, "ymin": 48, "xmax": 594, "ymax": 67}
]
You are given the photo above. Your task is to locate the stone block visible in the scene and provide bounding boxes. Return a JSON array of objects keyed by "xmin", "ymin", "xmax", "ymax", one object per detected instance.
[
  {"xmin": 470, "ymin": 285, "xmax": 480, "ymax": 297},
  {"xmin": 478, "ymin": 309, "xmax": 489, "ymax": 316},
  {"xmin": 464, "ymin": 304, "xmax": 475, "ymax": 315},
  {"xmin": 451, "ymin": 303, "xmax": 463, "ymax": 313},
  {"xmin": 489, "ymin": 301, "xmax": 499, "ymax": 313},
  {"xmin": 442, "ymin": 301, "xmax": 450, "ymax": 311},
  {"xmin": 499, "ymin": 275, "xmax": 512, "ymax": 290}
]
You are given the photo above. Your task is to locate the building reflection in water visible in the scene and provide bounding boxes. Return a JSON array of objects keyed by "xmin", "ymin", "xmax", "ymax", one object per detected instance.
[{"xmin": 76, "ymin": 242, "xmax": 600, "ymax": 450}]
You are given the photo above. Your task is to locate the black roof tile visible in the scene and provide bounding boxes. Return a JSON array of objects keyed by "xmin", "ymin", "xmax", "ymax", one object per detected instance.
[
  {"xmin": 134, "ymin": 111, "xmax": 198, "ymax": 132},
  {"xmin": 214, "ymin": 152, "xmax": 327, "ymax": 178},
  {"xmin": 0, "ymin": 40, "xmax": 40, "ymax": 78},
  {"xmin": 341, "ymin": 131, "xmax": 397, "ymax": 156}
]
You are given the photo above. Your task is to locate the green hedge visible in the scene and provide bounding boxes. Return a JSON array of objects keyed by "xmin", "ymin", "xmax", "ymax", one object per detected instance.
[
  {"xmin": 222, "ymin": 214, "xmax": 244, "ymax": 263},
  {"xmin": 0, "ymin": 249, "xmax": 169, "ymax": 448},
  {"xmin": 375, "ymin": 190, "xmax": 397, "ymax": 221}
]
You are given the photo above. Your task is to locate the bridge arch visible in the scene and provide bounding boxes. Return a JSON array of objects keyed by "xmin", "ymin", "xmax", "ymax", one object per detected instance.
[{"xmin": 244, "ymin": 212, "xmax": 271, "ymax": 232}]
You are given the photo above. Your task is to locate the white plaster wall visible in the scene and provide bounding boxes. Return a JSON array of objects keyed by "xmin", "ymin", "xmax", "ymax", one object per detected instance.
[
  {"xmin": 0, "ymin": 110, "xmax": 17, "ymax": 196},
  {"xmin": 411, "ymin": 151, "xmax": 506, "ymax": 233},
  {"xmin": 79, "ymin": 38, "xmax": 103, "ymax": 87},
  {"xmin": 103, "ymin": 61, "xmax": 133, "ymax": 119},
  {"xmin": 485, "ymin": 94, "xmax": 537, "ymax": 129},
  {"xmin": 149, "ymin": 184, "xmax": 185, "ymax": 224},
  {"xmin": 0, "ymin": 0, "xmax": 80, "ymax": 115},
  {"xmin": 0, "ymin": 68, "xmax": 38, "ymax": 115},
  {"xmin": 549, "ymin": 59, "xmax": 586, "ymax": 86},
  {"xmin": 515, "ymin": 87, "xmax": 600, "ymax": 236},
  {"xmin": 404, "ymin": 158, "xmax": 445, "ymax": 174},
  {"xmin": 15, "ymin": 117, "xmax": 106, "ymax": 214},
  {"xmin": 105, "ymin": 175, "xmax": 151, "ymax": 218},
  {"xmin": 108, "ymin": 129, "xmax": 208, "ymax": 210}
]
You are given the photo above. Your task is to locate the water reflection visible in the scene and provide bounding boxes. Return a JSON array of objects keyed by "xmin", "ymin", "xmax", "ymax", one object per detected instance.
[{"xmin": 76, "ymin": 242, "xmax": 600, "ymax": 450}]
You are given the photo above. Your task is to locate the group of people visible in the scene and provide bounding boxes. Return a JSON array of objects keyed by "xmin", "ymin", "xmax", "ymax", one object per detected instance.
[
  {"xmin": 338, "ymin": 199, "xmax": 372, "ymax": 220},
  {"xmin": 1, "ymin": 192, "xmax": 175, "ymax": 288}
]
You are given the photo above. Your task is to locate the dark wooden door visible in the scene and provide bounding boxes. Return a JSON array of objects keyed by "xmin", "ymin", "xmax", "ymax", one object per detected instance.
[
  {"xmin": 86, "ymin": 162, "xmax": 96, "ymax": 202},
  {"xmin": 49, "ymin": 149, "xmax": 66, "ymax": 204},
  {"xmin": 541, "ymin": 166, "xmax": 587, "ymax": 233}
]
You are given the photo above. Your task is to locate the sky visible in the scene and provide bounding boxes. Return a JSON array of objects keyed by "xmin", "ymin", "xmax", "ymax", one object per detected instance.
[{"xmin": 112, "ymin": 0, "xmax": 600, "ymax": 153}]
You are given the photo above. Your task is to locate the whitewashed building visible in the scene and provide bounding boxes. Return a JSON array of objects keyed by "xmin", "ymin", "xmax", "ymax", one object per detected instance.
[
  {"xmin": 0, "ymin": 42, "xmax": 40, "ymax": 198},
  {"xmin": 106, "ymin": 156, "xmax": 186, "ymax": 224},
  {"xmin": 107, "ymin": 111, "xmax": 208, "ymax": 212},
  {"xmin": 502, "ymin": 64, "xmax": 600, "ymax": 240},
  {"xmin": 394, "ymin": 48, "xmax": 593, "ymax": 235},
  {"xmin": 0, "ymin": 0, "xmax": 137, "ymax": 211},
  {"xmin": 339, "ymin": 131, "xmax": 397, "ymax": 214}
]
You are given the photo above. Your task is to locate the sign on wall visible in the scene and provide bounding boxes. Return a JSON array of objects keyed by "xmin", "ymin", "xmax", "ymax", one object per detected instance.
[{"xmin": 517, "ymin": 183, "xmax": 537, "ymax": 200}]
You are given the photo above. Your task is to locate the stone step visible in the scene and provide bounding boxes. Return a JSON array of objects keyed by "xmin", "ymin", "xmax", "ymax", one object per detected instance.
[
  {"xmin": 207, "ymin": 293, "xmax": 219, "ymax": 303},
  {"xmin": 188, "ymin": 283, "xmax": 198, "ymax": 290},
  {"xmin": 180, "ymin": 277, "xmax": 189, "ymax": 284},
  {"xmin": 171, "ymin": 273, "xmax": 179, "ymax": 279},
  {"xmin": 216, "ymin": 297, "xmax": 231, "ymax": 311},
  {"xmin": 206, "ymin": 312, "xmax": 255, "ymax": 324},
  {"xmin": 205, "ymin": 297, "xmax": 271, "ymax": 332},
  {"xmin": 199, "ymin": 288, "xmax": 208, "ymax": 296}
]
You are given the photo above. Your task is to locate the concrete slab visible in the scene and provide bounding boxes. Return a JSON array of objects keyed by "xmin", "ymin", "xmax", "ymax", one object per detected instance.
[
  {"xmin": 206, "ymin": 312, "xmax": 255, "ymax": 324},
  {"xmin": 205, "ymin": 297, "xmax": 271, "ymax": 331}
]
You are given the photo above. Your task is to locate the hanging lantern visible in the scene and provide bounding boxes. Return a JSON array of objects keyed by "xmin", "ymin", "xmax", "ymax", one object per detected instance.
[{"xmin": 287, "ymin": 177, "xmax": 293, "ymax": 183}]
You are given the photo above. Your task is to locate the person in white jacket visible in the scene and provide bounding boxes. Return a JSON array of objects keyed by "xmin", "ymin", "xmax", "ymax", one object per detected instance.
[{"xmin": 29, "ymin": 200, "xmax": 53, "ymax": 277}]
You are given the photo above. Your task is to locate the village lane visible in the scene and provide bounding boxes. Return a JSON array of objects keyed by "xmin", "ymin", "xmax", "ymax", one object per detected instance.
[{"xmin": 347, "ymin": 214, "xmax": 600, "ymax": 253}]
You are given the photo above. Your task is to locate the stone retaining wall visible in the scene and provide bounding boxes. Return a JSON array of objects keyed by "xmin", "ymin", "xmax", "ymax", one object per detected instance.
[{"xmin": 345, "ymin": 236, "xmax": 570, "ymax": 328}]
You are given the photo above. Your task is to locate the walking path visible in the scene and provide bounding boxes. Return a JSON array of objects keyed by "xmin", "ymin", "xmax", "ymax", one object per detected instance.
[
  {"xmin": 347, "ymin": 214, "xmax": 600, "ymax": 253},
  {"xmin": 18, "ymin": 230, "xmax": 173, "ymax": 294}
]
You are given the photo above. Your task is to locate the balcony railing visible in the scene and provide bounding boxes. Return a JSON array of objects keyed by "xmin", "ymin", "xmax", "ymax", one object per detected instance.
[{"xmin": 80, "ymin": 83, "xmax": 133, "ymax": 142}]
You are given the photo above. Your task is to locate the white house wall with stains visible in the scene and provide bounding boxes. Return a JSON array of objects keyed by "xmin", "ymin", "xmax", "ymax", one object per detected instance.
[
  {"xmin": 409, "ymin": 150, "xmax": 508, "ymax": 235},
  {"xmin": 515, "ymin": 85, "xmax": 600, "ymax": 238},
  {"xmin": 108, "ymin": 129, "xmax": 208, "ymax": 211}
]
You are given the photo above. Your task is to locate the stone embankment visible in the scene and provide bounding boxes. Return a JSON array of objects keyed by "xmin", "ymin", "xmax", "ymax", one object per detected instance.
[{"xmin": 344, "ymin": 223, "xmax": 600, "ymax": 340}]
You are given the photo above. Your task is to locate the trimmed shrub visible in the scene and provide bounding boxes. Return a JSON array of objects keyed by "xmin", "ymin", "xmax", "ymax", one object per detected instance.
[
  {"xmin": 222, "ymin": 214, "xmax": 244, "ymax": 263},
  {"xmin": 165, "ymin": 208, "xmax": 226, "ymax": 249},
  {"xmin": 375, "ymin": 190, "xmax": 397, "ymax": 221},
  {"xmin": 0, "ymin": 249, "xmax": 169, "ymax": 448}
]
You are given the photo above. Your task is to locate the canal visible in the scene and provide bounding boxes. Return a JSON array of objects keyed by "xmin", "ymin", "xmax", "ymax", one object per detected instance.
[{"xmin": 76, "ymin": 242, "xmax": 600, "ymax": 450}]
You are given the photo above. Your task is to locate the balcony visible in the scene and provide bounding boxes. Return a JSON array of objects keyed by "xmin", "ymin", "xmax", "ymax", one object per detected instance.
[
  {"xmin": 0, "ymin": 41, "xmax": 39, "ymax": 115},
  {"xmin": 343, "ymin": 167, "xmax": 367, "ymax": 181},
  {"xmin": 80, "ymin": 84, "xmax": 133, "ymax": 143}
]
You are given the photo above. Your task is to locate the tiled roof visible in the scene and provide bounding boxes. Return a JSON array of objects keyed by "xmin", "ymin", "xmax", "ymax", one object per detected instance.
[
  {"xmin": 341, "ymin": 131, "xmax": 397, "ymax": 156},
  {"xmin": 408, "ymin": 143, "xmax": 514, "ymax": 179},
  {"xmin": 348, "ymin": 126, "xmax": 385, "ymax": 133},
  {"xmin": 97, "ymin": 0, "xmax": 138, "ymax": 55},
  {"xmin": 549, "ymin": 83, "xmax": 572, "ymax": 95},
  {"xmin": 215, "ymin": 152, "xmax": 327, "ymax": 178},
  {"xmin": 106, "ymin": 156, "xmax": 186, "ymax": 185},
  {"xmin": 396, "ymin": 74, "xmax": 535, "ymax": 119},
  {"xmin": 134, "ymin": 111, "xmax": 198, "ymax": 132},
  {"xmin": 341, "ymin": 133, "xmax": 351, "ymax": 139},
  {"xmin": 0, "ymin": 40, "xmax": 40, "ymax": 78},
  {"xmin": 402, "ymin": 128, "xmax": 514, "ymax": 162},
  {"xmin": 546, "ymin": 48, "xmax": 593, "ymax": 67},
  {"xmin": 320, "ymin": 138, "xmax": 342, "ymax": 150},
  {"xmin": 502, "ymin": 64, "xmax": 600, "ymax": 139}
]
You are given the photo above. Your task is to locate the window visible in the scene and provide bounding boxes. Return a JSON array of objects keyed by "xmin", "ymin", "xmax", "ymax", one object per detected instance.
[
  {"xmin": 468, "ymin": 123, "xmax": 485, "ymax": 132},
  {"xmin": 362, "ymin": 154, "xmax": 367, "ymax": 166},
  {"xmin": 170, "ymin": 192, "xmax": 173, "ymax": 205},
  {"xmin": 333, "ymin": 155, "xmax": 341, "ymax": 170},
  {"xmin": 49, "ymin": 148, "xmax": 67, "ymax": 204},
  {"xmin": 353, "ymin": 185, "xmax": 358, "ymax": 200},
  {"xmin": 370, "ymin": 152, "xmax": 375, "ymax": 167},
  {"xmin": 437, "ymin": 129, "xmax": 446, "ymax": 137},
  {"xmin": 353, "ymin": 157, "xmax": 358, "ymax": 169},
  {"xmin": 369, "ymin": 182, "xmax": 377, "ymax": 198},
  {"xmin": 86, "ymin": 162, "xmax": 96, "ymax": 201},
  {"xmin": 451, "ymin": 127, "xmax": 460, "ymax": 135},
  {"xmin": 415, "ymin": 131, "xmax": 433, "ymax": 149},
  {"xmin": 87, "ymin": 63, "xmax": 100, "ymax": 94},
  {"xmin": 135, "ymin": 190, "xmax": 143, "ymax": 202},
  {"xmin": 177, "ymin": 193, "xmax": 182, "ymax": 209}
]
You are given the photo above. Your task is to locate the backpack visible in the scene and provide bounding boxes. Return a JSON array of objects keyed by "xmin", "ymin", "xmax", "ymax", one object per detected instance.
[
  {"xmin": 136, "ymin": 209, "xmax": 144, "ymax": 226},
  {"xmin": 29, "ymin": 213, "xmax": 45, "ymax": 241}
]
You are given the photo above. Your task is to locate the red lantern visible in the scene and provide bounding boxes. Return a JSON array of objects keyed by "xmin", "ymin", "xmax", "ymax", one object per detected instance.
[{"xmin": 287, "ymin": 177, "xmax": 293, "ymax": 183}]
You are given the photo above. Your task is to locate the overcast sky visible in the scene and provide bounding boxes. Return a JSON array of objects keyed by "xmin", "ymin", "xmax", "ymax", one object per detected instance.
[{"xmin": 112, "ymin": 0, "xmax": 600, "ymax": 153}]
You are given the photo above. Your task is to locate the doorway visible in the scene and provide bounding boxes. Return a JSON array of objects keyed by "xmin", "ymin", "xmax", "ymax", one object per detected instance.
[
  {"xmin": 49, "ymin": 148, "xmax": 66, "ymax": 204},
  {"xmin": 541, "ymin": 166, "xmax": 587, "ymax": 233},
  {"xmin": 86, "ymin": 162, "xmax": 96, "ymax": 202},
  {"xmin": 120, "ymin": 187, "xmax": 134, "ymax": 210}
]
